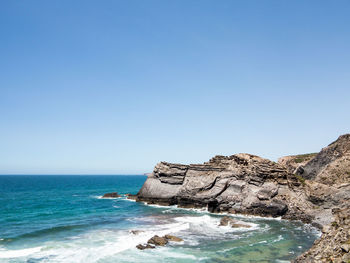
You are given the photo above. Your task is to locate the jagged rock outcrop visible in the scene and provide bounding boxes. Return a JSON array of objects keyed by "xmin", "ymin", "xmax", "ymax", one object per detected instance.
[
  {"xmin": 296, "ymin": 134, "xmax": 350, "ymax": 185},
  {"xmin": 278, "ymin": 153, "xmax": 317, "ymax": 174},
  {"xmin": 135, "ymin": 134, "xmax": 350, "ymax": 261},
  {"xmin": 137, "ymin": 153, "xmax": 310, "ymax": 219}
]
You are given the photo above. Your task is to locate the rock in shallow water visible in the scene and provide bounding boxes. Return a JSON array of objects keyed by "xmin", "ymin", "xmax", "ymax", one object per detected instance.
[
  {"xmin": 102, "ymin": 192, "xmax": 120, "ymax": 198},
  {"xmin": 219, "ymin": 216, "xmax": 235, "ymax": 226},
  {"xmin": 136, "ymin": 234, "xmax": 183, "ymax": 250},
  {"xmin": 219, "ymin": 216, "xmax": 251, "ymax": 228},
  {"xmin": 136, "ymin": 244, "xmax": 155, "ymax": 250},
  {"xmin": 164, "ymin": 234, "xmax": 183, "ymax": 242},
  {"xmin": 147, "ymin": 235, "xmax": 168, "ymax": 246}
]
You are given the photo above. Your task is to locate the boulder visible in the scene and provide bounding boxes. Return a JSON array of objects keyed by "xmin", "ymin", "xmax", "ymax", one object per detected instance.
[
  {"xmin": 136, "ymin": 244, "xmax": 155, "ymax": 250},
  {"xmin": 147, "ymin": 235, "xmax": 168, "ymax": 246}
]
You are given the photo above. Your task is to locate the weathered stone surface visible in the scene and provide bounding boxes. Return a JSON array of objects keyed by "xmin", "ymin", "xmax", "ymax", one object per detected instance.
[
  {"xmin": 296, "ymin": 134, "xmax": 350, "ymax": 184},
  {"xmin": 278, "ymin": 153, "xmax": 317, "ymax": 174},
  {"xmin": 102, "ymin": 192, "xmax": 120, "ymax": 198},
  {"xmin": 147, "ymin": 235, "xmax": 168, "ymax": 246},
  {"xmin": 136, "ymin": 244, "xmax": 155, "ymax": 250},
  {"xmin": 137, "ymin": 153, "xmax": 294, "ymax": 218}
]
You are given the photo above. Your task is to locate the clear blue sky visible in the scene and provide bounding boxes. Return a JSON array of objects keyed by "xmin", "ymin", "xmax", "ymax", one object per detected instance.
[{"xmin": 1, "ymin": 0, "xmax": 349, "ymax": 174}]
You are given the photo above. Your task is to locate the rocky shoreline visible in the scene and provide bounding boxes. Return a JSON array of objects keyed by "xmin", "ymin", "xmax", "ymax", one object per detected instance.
[{"xmin": 131, "ymin": 134, "xmax": 350, "ymax": 262}]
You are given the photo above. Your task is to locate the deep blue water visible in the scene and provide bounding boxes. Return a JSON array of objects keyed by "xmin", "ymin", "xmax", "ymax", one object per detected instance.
[{"xmin": 0, "ymin": 175, "xmax": 319, "ymax": 263}]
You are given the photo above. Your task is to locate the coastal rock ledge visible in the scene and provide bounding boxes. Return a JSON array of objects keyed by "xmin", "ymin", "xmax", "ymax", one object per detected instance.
[{"xmin": 134, "ymin": 134, "xmax": 350, "ymax": 262}]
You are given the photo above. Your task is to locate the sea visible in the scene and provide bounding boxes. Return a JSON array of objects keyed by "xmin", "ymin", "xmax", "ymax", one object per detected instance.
[{"xmin": 0, "ymin": 175, "xmax": 320, "ymax": 263}]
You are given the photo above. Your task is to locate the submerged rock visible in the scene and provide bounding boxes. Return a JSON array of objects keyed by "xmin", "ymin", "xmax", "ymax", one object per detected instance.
[
  {"xmin": 102, "ymin": 192, "xmax": 121, "ymax": 198},
  {"xmin": 130, "ymin": 230, "xmax": 144, "ymax": 235},
  {"xmin": 219, "ymin": 216, "xmax": 251, "ymax": 228},
  {"xmin": 219, "ymin": 216, "xmax": 236, "ymax": 226},
  {"xmin": 164, "ymin": 235, "xmax": 183, "ymax": 242},
  {"xmin": 231, "ymin": 223, "xmax": 251, "ymax": 228}
]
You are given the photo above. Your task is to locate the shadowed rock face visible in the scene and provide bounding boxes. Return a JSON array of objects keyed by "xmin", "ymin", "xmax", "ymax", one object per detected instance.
[
  {"xmin": 296, "ymin": 134, "xmax": 350, "ymax": 184},
  {"xmin": 137, "ymin": 153, "xmax": 301, "ymax": 218},
  {"xmin": 278, "ymin": 153, "xmax": 317, "ymax": 174}
]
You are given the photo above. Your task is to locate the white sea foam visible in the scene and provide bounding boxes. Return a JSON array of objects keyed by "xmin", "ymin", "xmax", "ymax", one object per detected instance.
[
  {"xmin": 141, "ymin": 201, "xmax": 285, "ymax": 222},
  {"xmin": 271, "ymin": 235, "xmax": 284, "ymax": 243},
  {"xmin": 92, "ymin": 195, "xmax": 120, "ymax": 200},
  {"xmin": 121, "ymin": 197, "xmax": 136, "ymax": 202},
  {"xmin": 3, "ymin": 219, "xmax": 191, "ymax": 262},
  {"xmin": 0, "ymin": 246, "xmax": 42, "ymax": 259}
]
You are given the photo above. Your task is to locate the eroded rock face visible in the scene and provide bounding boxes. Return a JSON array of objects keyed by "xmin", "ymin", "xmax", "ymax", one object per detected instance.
[
  {"xmin": 296, "ymin": 134, "xmax": 350, "ymax": 184},
  {"xmin": 137, "ymin": 153, "xmax": 301, "ymax": 218},
  {"xmin": 147, "ymin": 235, "xmax": 168, "ymax": 246},
  {"xmin": 278, "ymin": 153, "xmax": 317, "ymax": 174}
]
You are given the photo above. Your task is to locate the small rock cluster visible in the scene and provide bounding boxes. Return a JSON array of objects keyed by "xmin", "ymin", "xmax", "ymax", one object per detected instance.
[{"xmin": 136, "ymin": 235, "xmax": 183, "ymax": 250}]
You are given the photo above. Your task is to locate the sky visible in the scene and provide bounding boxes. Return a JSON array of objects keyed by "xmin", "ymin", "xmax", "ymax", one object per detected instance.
[{"xmin": 0, "ymin": 0, "xmax": 349, "ymax": 174}]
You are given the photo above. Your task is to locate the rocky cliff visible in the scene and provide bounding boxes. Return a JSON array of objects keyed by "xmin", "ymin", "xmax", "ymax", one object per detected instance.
[
  {"xmin": 138, "ymin": 154, "xmax": 301, "ymax": 217},
  {"xmin": 135, "ymin": 134, "xmax": 350, "ymax": 262},
  {"xmin": 278, "ymin": 153, "xmax": 317, "ymax": 174}
]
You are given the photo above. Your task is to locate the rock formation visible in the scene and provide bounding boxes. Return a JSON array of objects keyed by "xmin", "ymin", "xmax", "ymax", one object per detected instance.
[
  {"xmin": 133, "ymin": 134, "xmax": 350, "ymax": 261},
  {"xmin": 102, "ymin": 192, "xmax": 121, "ymax": 198},
  {"xmin": 147, "ymin": 235, "xmax": 168, "ymax": 246},
  {"xmin": 136, "ymin": 235, "xmax": 183, "ymax": 250},
  {"xmin": 278, "ymin": 153, "xmax": 317, "ymax": 174}
]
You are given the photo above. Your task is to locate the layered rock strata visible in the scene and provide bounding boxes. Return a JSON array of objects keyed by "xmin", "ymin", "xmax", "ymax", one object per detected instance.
[{"xmin": 137, "ymin": 153, "xmax": 316, "ymax": 223}]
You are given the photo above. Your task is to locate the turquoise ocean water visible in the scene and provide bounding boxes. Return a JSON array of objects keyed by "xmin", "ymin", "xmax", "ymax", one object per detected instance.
[{"xmin": 0, "ymin": 175, "xmax": 319, "ymax": 263}]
